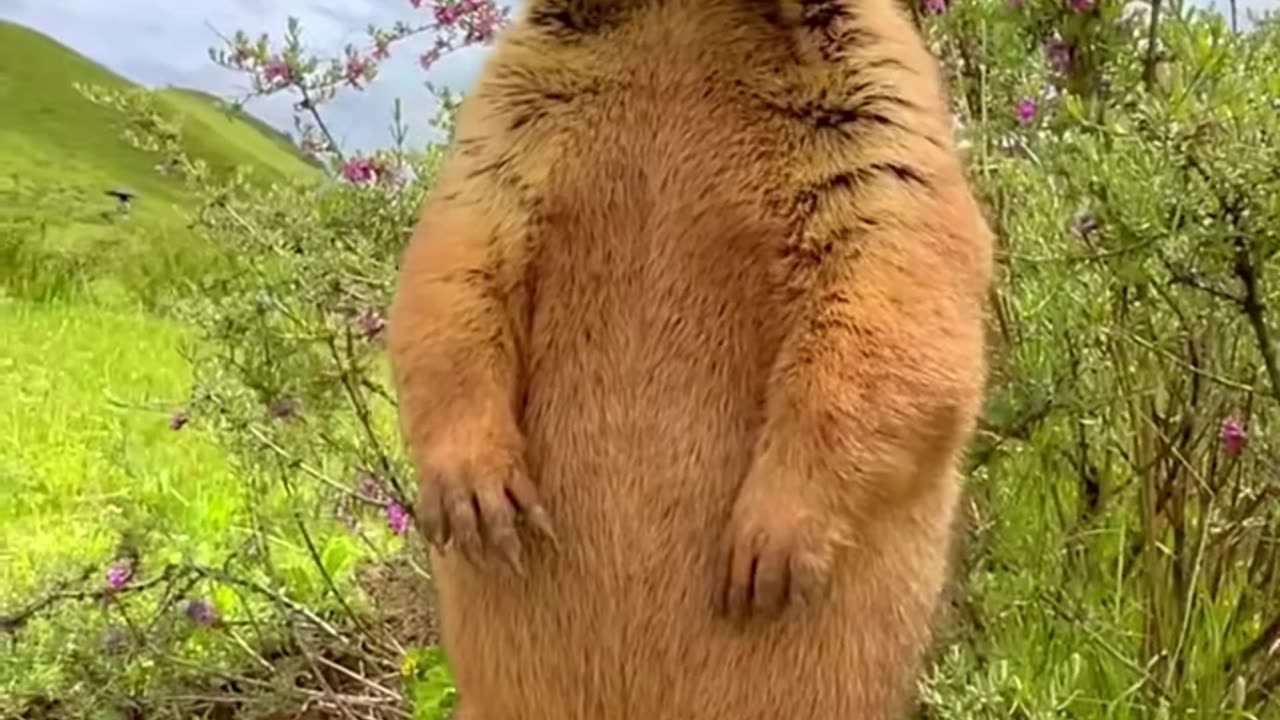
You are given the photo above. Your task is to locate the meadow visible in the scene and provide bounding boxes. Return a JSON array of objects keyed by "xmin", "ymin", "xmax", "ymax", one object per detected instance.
[{"xmin": 2, "ymin": 1, "xmax": 1279, "ymax": 718}]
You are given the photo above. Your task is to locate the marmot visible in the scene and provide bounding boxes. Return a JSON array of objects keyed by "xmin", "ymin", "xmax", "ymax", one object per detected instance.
[{"xmin": 387, "ymin": 0, "xmax": 993, "ymax": 717}]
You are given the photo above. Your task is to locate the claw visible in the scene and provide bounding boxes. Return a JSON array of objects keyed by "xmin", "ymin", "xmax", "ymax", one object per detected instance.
[{"xmin": 526, "ymin": 504, "xmax": 560, "ymax": 552}]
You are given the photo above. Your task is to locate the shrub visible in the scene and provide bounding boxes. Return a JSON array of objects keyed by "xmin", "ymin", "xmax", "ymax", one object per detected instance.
[{"xmin": 5, "ymin": 1, "xmax": 1279, "ymax": 718}]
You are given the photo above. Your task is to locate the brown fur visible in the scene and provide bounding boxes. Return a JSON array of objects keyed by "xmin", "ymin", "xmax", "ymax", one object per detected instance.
[{"xmin": 386, "ymin": 0, "xmax": 993, "ymax": 717}]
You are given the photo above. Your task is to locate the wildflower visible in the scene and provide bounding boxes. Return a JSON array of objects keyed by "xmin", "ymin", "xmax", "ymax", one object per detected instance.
[
  {"xmin": 358, "ymin": 309, "xmax": 386, "ymax": 338},
  {"xmin": 410, "ymin": 0, "xmax": 425, "ymax": 7},
  {"xmin": 373, "ymin": 40, "xmax": 391, "ymax": 61},
  {"xmin": 923, "ymin": 0, "xmax": 948, "ymax": 13},
  {"xmin": 105, "ymin": 560, "xmax": 132, "ymax": 590},
  {"xmin": 462, "ymin": 0, "xmax": 505, "ymax": 43},
  {"xmin": 435, "ymin": 2, "xmax": 461, "ymax": 26},
  {"xmin": 1045, "ymin": 39, "xmax": 1073, "ymax": 74},
  {"xmin": 345, "ymin": 53, "xmax": 371, "ymax": 88},
  {"xmin": 185, "ymin": 598, "xmax": 220, "ymax": 626},
  {"xmin": 342, "ymin": 156, "xmax": 378, "ymax": 184},
  {"xmin": 1070, "ymin": 0, "xmax": 1095, "ymax": 10},
  {"xmin": 386, "ymin": 501, "xmax": 411, "ymax": 535},
  {"xmin": 169, "ymin": 410, "xmax": 189, "ymax": 431},
  {"xmin": 1016, "ymin": 98, "xmax": 1037, "ymax": 125},
  {"xmin": 262, "ymin": 58, "xmax": 293, "ymax": 87},
  {"xmin": 1221, "ymin": 416, "xmax": 1247, "ymax": 457}
]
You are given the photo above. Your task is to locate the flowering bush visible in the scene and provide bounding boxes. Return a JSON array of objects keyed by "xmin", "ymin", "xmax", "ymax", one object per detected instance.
[{"xmin": 5, "ymin": 0, "xmax": 1280, "ymax": 718}]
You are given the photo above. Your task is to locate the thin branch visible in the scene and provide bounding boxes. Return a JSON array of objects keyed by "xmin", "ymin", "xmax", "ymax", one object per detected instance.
[{"xmin": 1143, "ymin": 0, "xmax": 1165, "ymax": 90}]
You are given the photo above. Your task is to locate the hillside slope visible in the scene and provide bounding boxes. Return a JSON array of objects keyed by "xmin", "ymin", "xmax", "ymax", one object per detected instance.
[
  {"xmin": 0, "ymin": 21, "xmax": 317, "ymax": 193},
  {"xmin": 0, "ymin": 20, "xmax": 320, "ymax": 303}
]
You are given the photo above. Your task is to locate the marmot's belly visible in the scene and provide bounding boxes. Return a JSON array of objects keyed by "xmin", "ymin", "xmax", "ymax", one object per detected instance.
[{"xmin": 520, "ymin": 352, "xmax": 758, "ymax": 568}]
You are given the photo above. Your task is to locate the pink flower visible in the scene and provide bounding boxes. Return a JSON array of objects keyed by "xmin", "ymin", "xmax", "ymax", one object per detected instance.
[
  {"xmin": 410, "ymin": 0, "xmax": 424, "ymax": 7},
  {"xmin": 262, "ymin": 58, "xmax": 293, "ymax": 87},
  {"xmin": 1016, "ymin": 98, "xmax": 1037, "ymax": 125},
  {"xmin": 386, "ymin": 501, "xmax": 410, "ymax": 535},
  {"xmin": 342, "ymin": 157, "xmax": 378, "ymax": 184},
  {"xmin": 1070, "ymin": 0, "xmax": 1095, "ymax": 10},
  {"xmin": 461, "ymin": 0, "xmax": 505, "ymax": 42},
  {"xmin": 169, "ymin": 410, "xmax": 188, "ymax": 431},
  {"xmin": 1221, "ymin": 417, "xmax": 1248, "ymax": 457},
  {"xmin": 435, "ymin": 3, "xmax": 461, "ymax": 26},
  {"xmin": 923, "ymin": 0, "xmax": 948, "ymax": 13},
  {"xmin": 345, "ymin": 54, "xmax": 370, "ymax": 87}
]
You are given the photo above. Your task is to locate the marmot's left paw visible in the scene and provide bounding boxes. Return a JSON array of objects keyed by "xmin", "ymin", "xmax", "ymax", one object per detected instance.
[
  {"xmin": 719, "ymin": 487, "xmax": 844, "ymax": 623},
  {"xmin": 414, "ymin": 413, "xmax": 557, "ymax": 576}
]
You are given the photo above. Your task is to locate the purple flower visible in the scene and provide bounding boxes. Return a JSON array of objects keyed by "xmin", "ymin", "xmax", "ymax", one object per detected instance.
[
  {"xmin": 923, "ymin": 0, "xmax": 948, "ymax": 13},
  {"xmin": 386, "ymin": 501, "xmax": 411, "ymax": 535},
  {"xmin": 105, "ymin": 561, "xmax": 132, "ymax": 590},
  {"xmin": 1045, "ymin": 39, "xmax": 1074, "ymax": 74},
  {"xmin": 1070, "ymin": 0, "xmax": 1095, "ymax": 10},
  {"xmin": 357, "ymin": 309, "xmax": 386, "ymax": 339},
  {"xmin": 185, "ymin": 599, "xmax": 220, "ymax": 626},
  {"xmin": 169, "ymin": 411, "xmax": 188, "ymax": 431},
  {"xmin": 1221, "ymin": 417, "xmax": 1248, "ymax": 457},
  {"xmin": 1016, "ymin": 98, "xmax": 1038, "ymax": 125}
]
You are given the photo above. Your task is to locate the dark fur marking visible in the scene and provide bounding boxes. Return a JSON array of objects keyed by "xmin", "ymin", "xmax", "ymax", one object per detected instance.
[
  {"xmin": 504, "ymin": 89, "xmax": 577, "ymax": 132},
  {"xmin": 798, "ymin": 0, "xmax": 845, "ymax": 30},
  {"xmin": 806, "ymin": 163, "xmax": 932, "ymax": 200},
  {"xmin": 747, "ymin": 86, "xmax": 941, "ymax": 148},
  {"xmin": 793, "ymin": 0, "xmax": 881, "ymax": 61},
  {"xmin": 527, "ymin": 0, "xmax": 626, "ymax": 38},
  {"xmin": 860, "ymin": 57, "xmax": 913, "ymax": 74},
  {"xmin": 467, "ymin": 155, "xmax": 512, "ymax": 181}
]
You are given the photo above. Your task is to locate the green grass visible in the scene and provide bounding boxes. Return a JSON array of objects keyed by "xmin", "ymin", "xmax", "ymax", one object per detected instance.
[
  {"xmin": 0, "ymin": 298, "xmax": 240, "ymax": 602},
  {"xmin": 0, "ymin": 21, "xmax": 326, "ymax": 703},
  {"xmin": 157, "ymin": 87, "xmax": 324, "ymax": 183},
  {"xmin": 0, "ymin": 20, "xmax": 319, "ymax": 307}
]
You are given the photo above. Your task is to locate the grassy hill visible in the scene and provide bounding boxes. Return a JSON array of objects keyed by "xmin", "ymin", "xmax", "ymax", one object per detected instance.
[
  {"xmin": 0, "ymin": 19, "xmax": 319, "ymax": 304},
  {"xmin": 0, "ymin": 21, "xmax": 325, "ymax": 705}
]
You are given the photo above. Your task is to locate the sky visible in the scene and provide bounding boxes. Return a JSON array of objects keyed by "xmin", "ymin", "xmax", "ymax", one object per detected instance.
[{"xmin": 0, "ymin": 0, "xmax": 1272, "ymax": 155}]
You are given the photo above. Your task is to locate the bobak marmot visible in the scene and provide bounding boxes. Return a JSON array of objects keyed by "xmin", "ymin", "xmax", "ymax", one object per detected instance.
[{"xmin": 387, "ymin": 0, "xmax": 993, "ymax": 717}]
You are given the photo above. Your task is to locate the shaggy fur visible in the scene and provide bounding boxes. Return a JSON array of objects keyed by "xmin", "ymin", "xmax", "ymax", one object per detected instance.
[{"xmin": 386, "ymin": 0, "xmax": 993, "ymax": 717}]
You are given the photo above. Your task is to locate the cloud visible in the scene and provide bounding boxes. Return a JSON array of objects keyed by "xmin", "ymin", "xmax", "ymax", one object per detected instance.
[{"xmin": 0, "ymin": 0, "xmax": 1272, "ymax": 154}]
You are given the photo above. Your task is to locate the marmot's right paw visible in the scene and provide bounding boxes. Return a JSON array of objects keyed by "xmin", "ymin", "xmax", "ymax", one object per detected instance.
[{"xmin": 415, "ymin": 420, "xmax": 557, "ymax": 575}]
